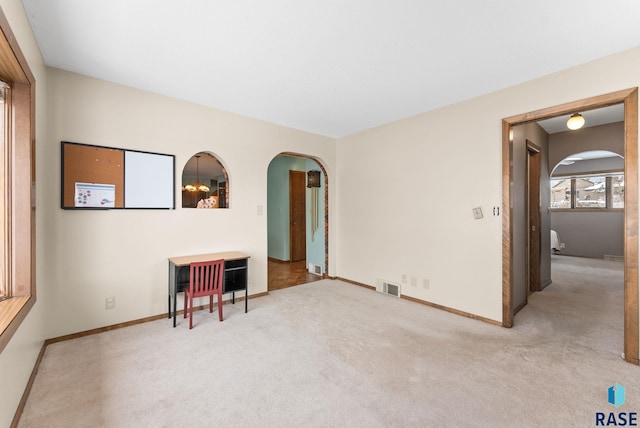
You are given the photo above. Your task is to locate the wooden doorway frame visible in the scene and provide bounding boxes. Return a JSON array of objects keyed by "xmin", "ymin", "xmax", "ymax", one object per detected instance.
[
  {"xmin": 527, "ymin": 141, "xmax": 542, "ymax": 296},
  {"xmin": 502, "ymin": 88, "xmax": 639, "ymax": 365}
]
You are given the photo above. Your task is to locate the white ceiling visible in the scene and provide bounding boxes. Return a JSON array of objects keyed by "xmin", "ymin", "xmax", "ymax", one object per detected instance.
[{"xmin": 21, "ymin": 1, "xmax": 640, "ymax": 138}]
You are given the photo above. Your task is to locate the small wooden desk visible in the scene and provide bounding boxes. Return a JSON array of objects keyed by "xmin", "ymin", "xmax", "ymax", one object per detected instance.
[{"xmin": 168, "ymin": 251, "xmax": 250, "ymax": 327}]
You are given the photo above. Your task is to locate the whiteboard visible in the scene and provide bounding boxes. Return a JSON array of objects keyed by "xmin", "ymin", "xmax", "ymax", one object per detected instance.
[{"xmin": 124, "ymin": 150, "xmax": 175, "ymax": 208}]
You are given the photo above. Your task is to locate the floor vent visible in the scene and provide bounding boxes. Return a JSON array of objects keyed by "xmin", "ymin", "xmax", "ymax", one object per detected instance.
[
  {"xmin": 604, "ymin": 255, "xmax": 624, "ymax": 262},
  {"xmin": 309, "ymin": 263, "xmax": 323, "ymax": 276},
  {"xmin": 377, "ymin": 279, "xmax": 401, "ymax": 297}
]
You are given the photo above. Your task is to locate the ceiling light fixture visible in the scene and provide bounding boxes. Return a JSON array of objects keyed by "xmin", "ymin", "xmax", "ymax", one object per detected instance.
[
  {"xmin": 566, "ymin": 113, "xmax": 585, "ymax": 130},
  {"xmin": 185, "ymin": 155, "xmax": 210, "ymax": 193}
]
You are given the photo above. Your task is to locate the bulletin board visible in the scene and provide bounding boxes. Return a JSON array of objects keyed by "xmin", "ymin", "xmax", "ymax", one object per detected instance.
[{"xmin": 61, "ymin": 141, "xmax": 175, "ymax": 209}]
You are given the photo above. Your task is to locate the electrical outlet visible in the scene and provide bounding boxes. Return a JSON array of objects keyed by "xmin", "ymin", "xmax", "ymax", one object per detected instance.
[
  {"xmin": 423, "ymin": 279, "xmax": 430, "ymax": 289},
  {"xmin": 560, "ymin": 243, "xmax": 565, "ymax": 249},
  {"xmin": 105, "ymin": 296, "xmax": 115, "ymax": 310},
  {"xmin": 401, "ymin": 274, "xmax": 407, "ymax": 284}
]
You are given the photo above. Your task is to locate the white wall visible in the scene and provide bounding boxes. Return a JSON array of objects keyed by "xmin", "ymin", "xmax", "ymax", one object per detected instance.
[
  {"xmin": 0, "ymin": 0, "xmax": 47, "ymax": 426},
  {"xmin": 336, "ymin": 46, "xmax": 640, "ymax": 323},
  {"xmin": 43, "ymin": 68, "xmax": 336, "ymax": 338}
]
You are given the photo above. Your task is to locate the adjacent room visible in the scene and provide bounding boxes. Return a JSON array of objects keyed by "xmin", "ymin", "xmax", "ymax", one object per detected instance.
[{"xmin": 1, "ymin": 1, "xmax": 640, "ymax": 426}]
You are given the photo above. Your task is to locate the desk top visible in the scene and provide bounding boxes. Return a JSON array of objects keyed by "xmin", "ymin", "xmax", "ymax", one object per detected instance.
[{"xmin": 168, "ymin": 251, "xmax": 250, "ymax": 266}]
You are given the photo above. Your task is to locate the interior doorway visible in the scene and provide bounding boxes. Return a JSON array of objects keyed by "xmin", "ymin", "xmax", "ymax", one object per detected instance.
[
  {"xmin": 289, "ymin": 170, "xmax": 307, "ymax": 262},
  {"xmin": 527, "ymin": 142, "xmax": 541, "ymax": 296},
  {"xmin": 502, "ymin": 88, "xmax": 639, "ymax": 365},
  {"xmin": 267, "ymin": 153, "xmax": 329, "ymax": 291}
]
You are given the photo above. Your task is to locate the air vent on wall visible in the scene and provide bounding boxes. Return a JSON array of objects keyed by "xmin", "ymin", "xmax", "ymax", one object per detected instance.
[
  {"xmin": 309, "ymin": 263, "xmax": 323, "ymax": 276},
  {"xmin": 376, "ymin": 279, "xmax": 401, "ymax": 297}
]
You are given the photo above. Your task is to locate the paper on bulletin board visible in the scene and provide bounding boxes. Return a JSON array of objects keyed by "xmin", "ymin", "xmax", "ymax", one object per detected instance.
[{"xmin": 75, "ymin": 182, "xmax": 116, "ymax": 208}]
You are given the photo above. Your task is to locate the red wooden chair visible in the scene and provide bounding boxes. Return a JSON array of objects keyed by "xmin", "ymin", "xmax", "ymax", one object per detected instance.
[{"xmin": 184, "ymin": 259, "xmax": 224, "ymax": 329}]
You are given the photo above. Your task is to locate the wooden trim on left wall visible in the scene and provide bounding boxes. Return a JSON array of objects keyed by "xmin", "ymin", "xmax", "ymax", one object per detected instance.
[{"xmin": 0, "ymin": 4, "xmax": 37, "ymax": 354}]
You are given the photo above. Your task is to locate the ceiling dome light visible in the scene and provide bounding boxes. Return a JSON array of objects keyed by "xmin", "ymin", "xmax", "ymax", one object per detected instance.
[{"xmin": 567, "ymin": 113, "xmax": 585, "ymax": 130}]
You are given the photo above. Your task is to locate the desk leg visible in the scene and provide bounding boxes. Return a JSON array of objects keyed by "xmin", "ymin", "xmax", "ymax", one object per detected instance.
[
  {"xmin": 173, "ymin": 289, "xmax": 177, "ymax": 328},
  {"xmin": 245, "ymin": 287, "xmax": 248, "ymax": 313},
  {"xmin": 231, "ymin": 292, "xmax": 235, "ymax": 304},
  {"xmin": 167, "ymin": 294, "xmax": 171, "ymax": 319}
]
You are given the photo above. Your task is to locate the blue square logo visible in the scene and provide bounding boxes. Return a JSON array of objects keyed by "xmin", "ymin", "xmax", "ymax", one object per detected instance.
[{"xmin": 608, "ymin": 383, "xmax": 626, "ymax": 408}]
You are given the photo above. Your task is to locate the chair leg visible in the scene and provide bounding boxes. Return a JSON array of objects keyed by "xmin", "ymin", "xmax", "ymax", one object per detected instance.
[
  {"xmin": 183, "ymin": 291, "xmax": 188, "ymax": 319},
  {"xmin": 188, "ymin": 295, "xmax": 193, "ymax": 329},
  {"xmin": 218, "ymin": 292, "xmax": 223, "ymax": 322},
  {"xmin": 209, "ymin": 295, "xmax": 214, "ymax": 313}
]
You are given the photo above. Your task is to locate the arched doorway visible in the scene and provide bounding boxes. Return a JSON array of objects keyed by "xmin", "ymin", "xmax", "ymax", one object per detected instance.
[{"xmin": 266, "ymin": 153, "xmax": 329, "ymax": 290}]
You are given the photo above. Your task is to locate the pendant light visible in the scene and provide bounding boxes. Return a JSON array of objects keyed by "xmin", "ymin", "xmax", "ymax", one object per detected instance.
[
  {"xmin": 566, "ymin": 113, "xmax": 585, "ymax": 130},
  {"xmin": 185, "ymin": 155, "xmax": 210, "ymax": 193}
]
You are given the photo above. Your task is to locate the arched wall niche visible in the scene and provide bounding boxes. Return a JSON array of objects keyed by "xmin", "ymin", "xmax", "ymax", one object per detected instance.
[{"xmin": 181, "ymin": 151, "xmax": 230, "ymax": 209}]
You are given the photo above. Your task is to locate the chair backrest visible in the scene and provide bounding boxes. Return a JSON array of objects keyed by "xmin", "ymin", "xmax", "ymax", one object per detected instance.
[{"xmin": 189, "ymin": 259, "xmax": 224, "ymax": 297}]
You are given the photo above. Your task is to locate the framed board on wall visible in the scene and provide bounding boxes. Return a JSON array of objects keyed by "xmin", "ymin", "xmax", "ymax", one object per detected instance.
[{"xmin": 61, "ymin": 141, "xmax": 175, "ymax": 209}]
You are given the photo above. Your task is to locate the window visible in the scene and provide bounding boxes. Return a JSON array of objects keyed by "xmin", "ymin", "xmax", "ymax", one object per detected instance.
[
  {"xmin": 612, "ymin": 174, "xmax": 625, "ymax": 208},
  {"xmin": 550, "ymin": 173, "xmax": 624, "ymax": 209},
  {"xmin": 0, "ymin": 8, "xmax": 36, "ymax": 354}
]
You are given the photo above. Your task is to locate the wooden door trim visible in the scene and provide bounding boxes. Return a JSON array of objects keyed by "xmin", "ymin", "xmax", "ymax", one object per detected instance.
[
  {"xmin": 502, "ymin": 88, "xmax": 639, "ymax": 365},
  {"xmin": 526, "ymin": 141, "xmax": 541, "ymax": 153},
  {"xmin": 527, "ymin": 141, "xmax": 542, "ymax": 295}
]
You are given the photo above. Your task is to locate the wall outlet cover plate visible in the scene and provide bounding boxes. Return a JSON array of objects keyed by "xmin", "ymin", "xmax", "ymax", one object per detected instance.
[{"xmin": 472, "ymin": 207, "xmax": 483, "ymax": 219}]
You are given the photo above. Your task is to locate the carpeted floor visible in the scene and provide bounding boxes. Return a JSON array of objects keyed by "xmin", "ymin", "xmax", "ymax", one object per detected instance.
[{"xmin": 17, "ymin": 255, "xmax": 638, "ymax": 427}]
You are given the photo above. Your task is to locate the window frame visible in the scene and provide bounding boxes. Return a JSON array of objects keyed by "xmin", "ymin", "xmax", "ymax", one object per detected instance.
[
  {"xmin": 0, "ymin": 82, "xmax": 7, "ymax": 301},
  {"xmin": 0, "ymin": 7, "xmax": 36, "ymax": 354}
]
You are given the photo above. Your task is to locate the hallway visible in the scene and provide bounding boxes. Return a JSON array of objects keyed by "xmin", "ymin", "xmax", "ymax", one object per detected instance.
[
  {"xmin": 516, "ymin": 254, "xmax": 624, "ymax": 358},
  {"xmin": 267, "ymin": 259, "xmax": 323, "ymax": 291}
]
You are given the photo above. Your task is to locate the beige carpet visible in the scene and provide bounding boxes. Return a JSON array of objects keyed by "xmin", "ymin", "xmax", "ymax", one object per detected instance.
[{"xmin": 18, "ymin": 256, "xmax": 638, "ymax": 427}]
